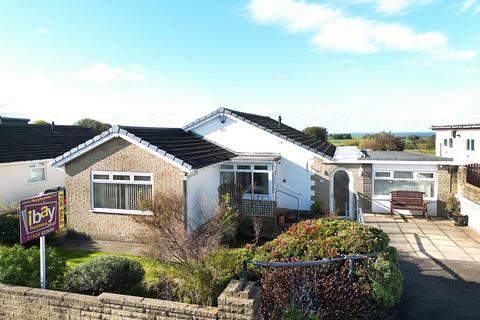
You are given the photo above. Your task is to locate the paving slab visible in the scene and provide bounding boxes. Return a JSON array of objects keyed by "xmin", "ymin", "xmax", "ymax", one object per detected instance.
[{"xmin": 364, "ymin": 213, "xmax": 480, "ymax": 262}]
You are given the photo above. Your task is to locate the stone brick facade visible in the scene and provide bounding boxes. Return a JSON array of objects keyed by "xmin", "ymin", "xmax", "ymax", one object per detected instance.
[
  {"xmin": 311, "ymin": 157, "xmax": 372, "ymax": 213},
  {"xmin": 0, "ymin": 279, "xmax": 261, "ymax": 320},
  {"xmin": 65, "ymin": 137, "xmax": 185, "ymax": 242},
  {"xmin": 437, "ymin": 166, "xmax": 454, "ymax": 217}
]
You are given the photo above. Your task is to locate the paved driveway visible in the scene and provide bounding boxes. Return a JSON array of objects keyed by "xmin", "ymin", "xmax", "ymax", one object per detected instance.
[
  {"xmin": 364, "ymin": 213, "xmax": 480, "ymax": 261},
  {"xmin": 365, "ymin": 213, "xmax": 480, "ymax": 319}
]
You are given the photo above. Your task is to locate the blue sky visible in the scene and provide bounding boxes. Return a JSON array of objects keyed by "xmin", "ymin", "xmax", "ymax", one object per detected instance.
[{"xmin": 0, "ymin": 0, "xmax": 479, "ymax": 132}]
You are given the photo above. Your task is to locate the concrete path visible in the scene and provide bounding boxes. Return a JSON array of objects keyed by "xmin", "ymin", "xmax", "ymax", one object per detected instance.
[
  {"xmin": 364, "ymin": 213, "xmax": 480, "ymax": 262},
  {"xmin": 52, "ymin": 238, "xmax": 147, "ymax": 256}
]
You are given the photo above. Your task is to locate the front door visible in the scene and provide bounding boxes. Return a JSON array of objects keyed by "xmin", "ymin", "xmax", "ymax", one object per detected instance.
[{"xmin": 333, "ymin": 170, "xmax": 350, "ymax": 216}]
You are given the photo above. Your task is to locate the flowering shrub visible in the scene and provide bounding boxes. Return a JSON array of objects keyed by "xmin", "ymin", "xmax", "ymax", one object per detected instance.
[
  {"xmin": 254, "ymin": 219, "xmax": 402, "ymax": 318},
  {"xmin": 261, "ymin": 262, "xmax": 381, "ymax": 320}
]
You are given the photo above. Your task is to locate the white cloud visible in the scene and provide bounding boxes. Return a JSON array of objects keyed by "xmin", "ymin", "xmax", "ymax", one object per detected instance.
[
  {"xmin": 37, "ymin": 26, "xmax": 50, "ymax": 33},
  {"xmin": 67, "ymin": 63, "xmax": 145, "ymax": 84},
  {"xmin": 352, "ymin": 0, "xmax": 434, "ymax": 15},
  {"xmin": 248, "ymin": 0, "xmax": 475, "ymax": 60},
  {"xmin": 460, "ymin": 0, "xmax": 477, "ymax": 11}
]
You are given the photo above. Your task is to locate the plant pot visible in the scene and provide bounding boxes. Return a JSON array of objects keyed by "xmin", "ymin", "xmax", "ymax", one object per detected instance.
[{"xmin": 454, "ymin": 215, "xmax": 469, "ymax": 227}]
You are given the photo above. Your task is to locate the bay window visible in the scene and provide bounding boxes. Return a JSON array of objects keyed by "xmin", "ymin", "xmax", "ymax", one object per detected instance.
[
  {"xmin": 91, "ymin": 171, "xmax": 153, "ymax": 214},
  {"xmin": 373, "ymin": 170, "xmax": 436, "ymax": 198},
  {"xmin": 220, "ymin": 163, "xmax": 272, "ymax": 199}
]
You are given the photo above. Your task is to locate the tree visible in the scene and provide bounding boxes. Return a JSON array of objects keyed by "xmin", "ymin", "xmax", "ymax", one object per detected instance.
[
  {"xmin": 31, "ymin": 120, "xmax": 49, "ymax": 125},
  {"xmin": 303, "ymin": 126, "xmax": 328, "ymax": 141},
  {"xmin": 75, "ymin": 118, "xmax": 111, "ymax": 133},
  {"xmin": 359, "ymin": 131, "xmax": 404, "ymax": 151}
]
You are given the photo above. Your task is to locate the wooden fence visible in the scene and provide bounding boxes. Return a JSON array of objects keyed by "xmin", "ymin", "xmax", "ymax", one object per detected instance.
[{"xmin": 467, "ymin": 164, "xmax": 480, "ymax": 188}]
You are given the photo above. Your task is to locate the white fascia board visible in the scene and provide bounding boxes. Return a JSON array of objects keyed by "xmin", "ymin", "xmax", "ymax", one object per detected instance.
[
  {"xmin": 0, "ymin": 158, "xmax": 54, "ymax": 167},
  {"xmin": 52, "ymin": 131, "xmax": 192, "ymax": 173},
  {"xmin": 334, "ymin": 159, "xmax": 454, "ymax": 165}
]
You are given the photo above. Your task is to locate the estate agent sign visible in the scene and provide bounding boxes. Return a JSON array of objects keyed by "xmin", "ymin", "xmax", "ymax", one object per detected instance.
[{"xmin": 19, "ymin": 191, "xmax": 65, "ymax": 244}]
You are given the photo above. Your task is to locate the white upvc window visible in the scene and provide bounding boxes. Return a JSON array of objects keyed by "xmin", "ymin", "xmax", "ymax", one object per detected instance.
[
  {"xmin": 467, "ymin": 139, "xmax": 475, "ymax": 151},
  {"xmin": 28, "ymin": 162, "xmax": 46, "ymax": 183},
  {"xmin": 373, "ymin": 170, "xmax": 436, "ymax": 199},
  {"xmin": 91, "ymin": 171, "xmax": 153, "ymax": 214},
  {"xmin": 219, "ymin": 163, "xmax": 273, "ymax": 200}
]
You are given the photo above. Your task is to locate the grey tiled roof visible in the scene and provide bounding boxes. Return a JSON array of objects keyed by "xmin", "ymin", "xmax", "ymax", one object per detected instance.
[
  {"xmin": 0, "ymin": 124, "xmax": 96, "ymax": 163},
  {"xmin": 183, "ymin": 107, "xmax": 336, "ymax": 159},
  {"xmin": 53, "ymin": 125, "xmax": 235, "ymax": 170}
]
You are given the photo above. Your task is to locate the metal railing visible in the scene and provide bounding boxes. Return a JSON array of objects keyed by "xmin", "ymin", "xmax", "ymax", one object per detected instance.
[
  {"xmin": 274, "ymin": 189, "xmax": 300, "ymax": 221},
  {"xmin": 243, "ymin": 252, "xmax": 377, "ymax": 280}
]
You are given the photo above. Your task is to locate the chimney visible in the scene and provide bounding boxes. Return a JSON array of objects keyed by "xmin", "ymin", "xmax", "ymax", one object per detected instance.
[
  {"xmin": 278, "ymin": 116, "xmax": 282, "ymax": 128},
  {"xmin": 51, "ymin": 121, "xmax": 55, "ymax": 132}
]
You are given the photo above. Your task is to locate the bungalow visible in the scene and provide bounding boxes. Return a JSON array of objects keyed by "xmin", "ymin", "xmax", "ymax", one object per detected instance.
[
  {"xmin": 51, "ymin": 108, "xmax": 454, "ymax": 242},
  {"xmin": 0, "ymin": 121, "xmax": 96, "ymax": 210}
]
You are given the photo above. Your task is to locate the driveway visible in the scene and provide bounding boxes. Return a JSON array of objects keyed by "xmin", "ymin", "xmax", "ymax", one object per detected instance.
[
  {"xmin": 364, "ymin": 213, "xmax": 480, "ymax": 261},
  {"xmin": 365, "ymin": 213, "xmax": 480, "ymax": 320}
]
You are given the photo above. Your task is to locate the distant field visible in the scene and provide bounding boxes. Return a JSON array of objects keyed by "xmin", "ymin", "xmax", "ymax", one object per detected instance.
[{"xmin": 328, "ymin": 138, "xmax": 360, "ymax": 146}]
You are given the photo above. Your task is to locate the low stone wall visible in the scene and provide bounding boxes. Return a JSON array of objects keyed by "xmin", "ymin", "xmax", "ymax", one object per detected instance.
[{"xmin": 0, "ymin": 279, "xmax": 262, "ymax": 320}]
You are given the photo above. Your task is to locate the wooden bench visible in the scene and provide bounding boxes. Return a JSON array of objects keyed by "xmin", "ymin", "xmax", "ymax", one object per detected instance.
[{"xmin": 390, "ymin": 191, "xmax": 428, "ymax": 218}]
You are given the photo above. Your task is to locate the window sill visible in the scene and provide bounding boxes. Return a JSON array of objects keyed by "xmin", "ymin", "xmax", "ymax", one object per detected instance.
[
  {"xmin": 27, "ymin": 180, "xmax": 47, "ymax": 185},
  {"xmin": 89, "ymin": 209, "xmax": 152, "ymax": 216}
]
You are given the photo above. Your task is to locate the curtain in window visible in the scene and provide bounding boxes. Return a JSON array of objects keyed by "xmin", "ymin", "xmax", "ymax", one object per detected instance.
[
  {"xmin": 93, "ymin": 183, "xmax": 152, "ymax": 210},
  {"xmin": 374, "ymin": 180, "xmax": 434, "ymax": 197}
]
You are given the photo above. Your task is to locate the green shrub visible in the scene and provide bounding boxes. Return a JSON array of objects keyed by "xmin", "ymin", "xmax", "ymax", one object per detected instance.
[
  {"xmin": 0, "ymin": 245, "xmax": 67, "ymax": 289},
  {"xmin": 175, "ymin": 247, "xmax": 256, "ymax": 306},
  {"xmin": 310, "ymin": 201, "xmax": 322, "ymax": 216},
  {"xmin": 65, "ymin": 255, "xmax": 145, "ymax": 295},
  {"xmin": 254, "ymin": 219, "xmax": 402, "ymax": 317},
  {"xmin": 283, "ymin": 308, "xmax": 319, "ymax": 320},
  {"xmin": 148, "ymin": 276, "xmax": 178, "ymax": 301},
  {"xmin": 0, "ymin": 214, "xmax": 20, "ymax": 245}
]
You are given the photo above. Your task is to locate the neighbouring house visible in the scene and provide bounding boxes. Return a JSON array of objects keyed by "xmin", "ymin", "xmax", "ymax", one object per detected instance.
[
  {"xmin": 52, "ymin": 108, "xmax": 455, "ymax": 242},
  {"xmin": 0, "ymin": 122, "xmax": 96, "ymax": 210},
  {"xmin": 432, "ymin": 123, "xmax": 479, "ymax": 164},
  {"xmin": 432, "ymin": 123, "xmax": 480, "ymax": 232},
  {"xmin": 0, "ymin": 116, "xmax": 30, "ymax": 124}
]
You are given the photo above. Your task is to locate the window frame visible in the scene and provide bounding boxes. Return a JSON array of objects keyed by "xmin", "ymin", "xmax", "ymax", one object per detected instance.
[
  {"xmin": 27, "ymin": 162, "xmax": 47, "ymax": 184},
  {"xmin": 90, "ymin": 171, "xmax": 154, "ymax": 215},
  {"xmin": 372, "ymin": 170, "xmax": 437, "ymax": 200},
  {"xmin": 467, "ymin": 139, "xmax": 475, "ymax": 151},
  {"xmin": 219, "ymin": 163, "xmax": 273, "ymax": 200},
  {"xmin": 443, "ymin": 139, "xmax": 448, "ymax": 147},
  {"xmin": 449, "ymin": 138, "xmax": 453, "ymax": 148}
]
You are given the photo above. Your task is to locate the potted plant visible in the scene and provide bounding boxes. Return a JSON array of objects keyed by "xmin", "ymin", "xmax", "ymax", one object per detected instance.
[{"xmin": 445, "ymin": 195, "xmax": 468, "ymax": 226}]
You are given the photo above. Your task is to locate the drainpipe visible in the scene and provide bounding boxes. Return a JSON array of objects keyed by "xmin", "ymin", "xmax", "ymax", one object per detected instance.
[{"xmin": 183, "ymin": 173, "xmax": 188, "ymax": 233}]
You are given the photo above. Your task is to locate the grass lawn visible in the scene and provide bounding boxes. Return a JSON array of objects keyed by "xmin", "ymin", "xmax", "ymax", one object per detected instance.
[
  {"xmin": 57, "ymin": 249, "xmax": 178, "ymax": 284},
  {"xmin": 328, "ymin": 138, "xmax": 360, "ymax": 146}
]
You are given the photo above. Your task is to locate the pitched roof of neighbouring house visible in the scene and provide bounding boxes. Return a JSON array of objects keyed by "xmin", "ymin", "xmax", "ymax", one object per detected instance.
[
  {"xmin": 431, "ymin": 124, "xmax": 480, "ymax": 130},
  {"xmin": 183, "ymin": 107, "xmax": 337, "ymax": 159},
  {"xmin": 52, "ymin": 125, "xmax": 236, "ymax": 170},
  {"xmin": 0, "ymin": 116, "xmax": 30, "ymax": 124},
  {"xmin": 0, "ymin": 124, "xmax": 97, "ymax": 164}
]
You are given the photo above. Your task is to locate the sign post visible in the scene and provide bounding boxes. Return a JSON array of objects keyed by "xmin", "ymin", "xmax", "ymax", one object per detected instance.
[{"xmin": 19, "ymin": 191, "xmax": 65, "ymax": 289}]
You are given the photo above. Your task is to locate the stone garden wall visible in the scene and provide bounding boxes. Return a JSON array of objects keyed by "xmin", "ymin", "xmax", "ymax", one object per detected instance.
[{"xmin": 0, "ymin": 279, "xmax": 261, "ymax": 320}]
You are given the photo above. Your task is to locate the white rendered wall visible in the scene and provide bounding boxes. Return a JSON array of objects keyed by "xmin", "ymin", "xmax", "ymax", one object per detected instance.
[
  {"xmin": 0, "ymin": 160, "xmax": 65, "ymax": 207},
  {"xmin": 435, "ymin": 129, "xmax": 480, "ymax": 165},
  {"xmin": 190, "ymin": 115, "xmax": 322, "ymax": 211},
  {"xmin": 371, "ymin": 163, "xmax": 439, "ymax": 216},
  {"xmin": 456, "ymin": 194, "xmax": 480, "ymax": 233},
  {"xmin": 186, "ymin": 164, "xmax": 220, "ymax": 229}
]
